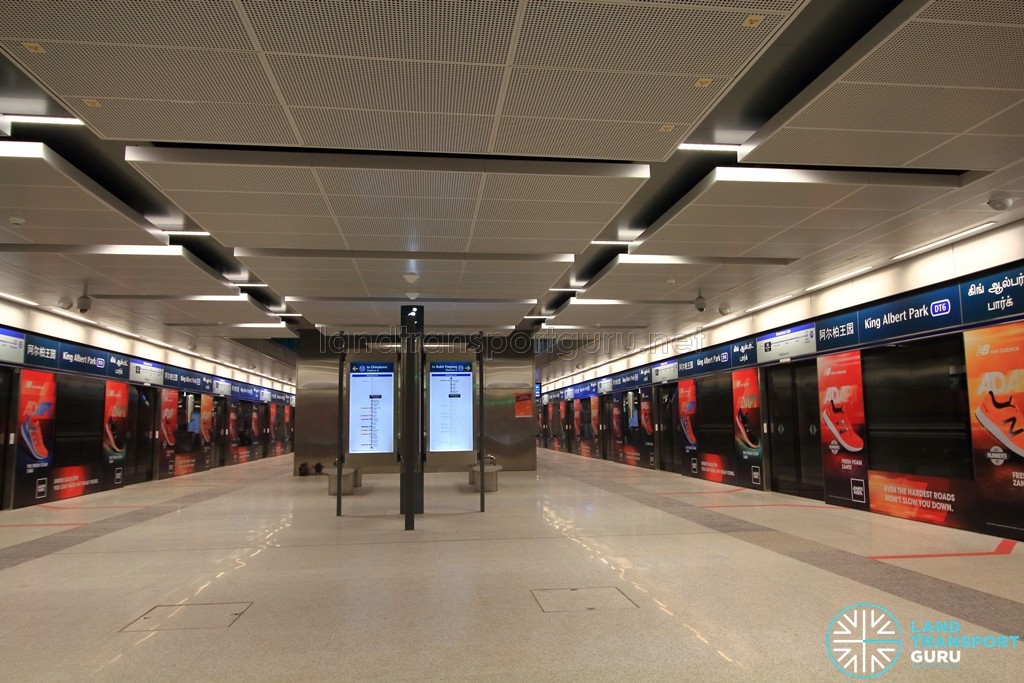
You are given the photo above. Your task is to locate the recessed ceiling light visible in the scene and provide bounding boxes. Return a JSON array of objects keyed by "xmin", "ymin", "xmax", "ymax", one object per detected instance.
[
  {"xmin": 591, "ymin": 240, "xmax": 632, "ymax": 246},
  {"xmin": 805, "ymin": 266, "xmax": 874, "ymax": 292},
  {"xmin": 892, "ymin": 222, "xmax": 998, "ymax": 260},
  {"xmin": 275, "ymin": 313, "xmax": 302, "ymax": 317},
  {"xmin": 236, "ymin": 283, "xmax": 269, "ymax": 288},
  {"xmin": 746, "ymin": 295, "xmax": 793, "ymax": 313},
  {"xmin": 403, "ymin": 272, "xmax": 419, "ymax": 283},
  {"xmin": 162, "ymin": 230, "xmax": 211, "ymax": 236},
  {"xmin": 523, "ymin": 315, "xmax": 549, "ymax": 319},
  {"xmin": 549, "ymin": 287, "xmax": 585, "ymax": 292}
]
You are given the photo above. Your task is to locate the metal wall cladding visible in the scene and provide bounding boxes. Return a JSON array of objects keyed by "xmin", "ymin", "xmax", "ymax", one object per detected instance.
[
  {"xmin": 482, "ymin": 340, "xmax": 536, "ymax": 471},
  {"xmin": 294, "ymin": 331, "xmax": 340, "ymax": 475}
]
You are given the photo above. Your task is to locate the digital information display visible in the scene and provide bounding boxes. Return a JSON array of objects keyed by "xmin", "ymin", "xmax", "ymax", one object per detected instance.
[
  {"xmin": 348, "ymin": 362, "xmax": 395, "ymax": 454},
  {"xmin": 429, "ymin": 362, "xmax": 474, "ymax": 452},
  {"xmin": 756, "ymin": 322, "xmax": 817, "ymax": 363}
]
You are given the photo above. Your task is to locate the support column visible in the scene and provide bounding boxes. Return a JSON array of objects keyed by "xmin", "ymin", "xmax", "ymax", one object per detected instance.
[{"xmin": 399, "ymin": 305, "xmax": 424, "ymax": 529}]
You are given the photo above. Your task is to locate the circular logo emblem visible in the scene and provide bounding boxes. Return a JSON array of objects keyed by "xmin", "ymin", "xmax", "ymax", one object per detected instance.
[
  {"xmin": 827, "ymin": 603, "xmax": 902, "ymax": 678},
  {"xmin": 829, "ymin": 439, "xmax": 840, "ymax": 455},
  {"xmin": 987, "ymin": 446, "xmax": 1008, "ymax": 466}
]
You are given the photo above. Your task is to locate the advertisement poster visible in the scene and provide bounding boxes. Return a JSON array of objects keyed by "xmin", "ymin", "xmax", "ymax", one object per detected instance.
[
  {"xmin": 577, "ymin": 396, "xmax": 599, "ymax": 458},
  {"xmin": 50, "ymin": 464, "xmax": 107, "ymax": 501},
  {"xmin": 200, "ymin": 393, "xmax": 215, "ymax": 465},
  {"xmin": 102, "ymin": 381, "xmax": 128, "ymax": 482},
  {"xmin": 229, "ymin": 400, "xmax": 249, "ymax": 464},
  {"xmin": 622, "ymin": 391, "xmax": 641, "ymax": 467},
  {"xmin": 270, "ymin": 402, "xmax": 282, "ymax": 456},
  {"xmin": 964, "ymin": 321, "xmax": 1024, "ymax": 540},
  {"xmin": 868, "ymin": 471, "xmax": 978, "ymax": 531},
  {"xmin": 817, "ymin": 351, "xmax": 870, "ymax": 510},
  {"xmin": 159, "ymin": 389, "xmax": 178, "ymax": 478},
  {"xmin": 14, "ymin": 369, "xmax": 56, "ymax": 507},
  {"xmin": 284, "ymin": 404, "xmax": 292, "ymax": 452},
  {"xmin": 514, "ymin": 392, "xmax": 533, "ymax": 418},
  {"xmin": 732, "ymin": 368, "xmax": 764, "ymax": 488},
  {"xmin": 678, "ymin": 379, "xmax": 698, "ymax": 457},
  {"xmin": 547, "ymin": 402, "xmax": 560, "ymax": 451},
  {"xmin": 250, "ymin": 405, "xmax": 261, "ymax": 460},
  {"xmin": 611, "ymin": 393, "xmax": 624, "ymax": 463},
  {"xmin": 638, "ymin": 386, "xmax": 655, "ymax": 469},
  {"xmin": 572, "ymin": 398, "xmax": 583, "ymax": 455}
]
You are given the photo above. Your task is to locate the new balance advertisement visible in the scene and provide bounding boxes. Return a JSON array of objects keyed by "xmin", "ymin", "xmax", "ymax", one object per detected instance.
[
  {"xmin": 678, "ymin": 379, "xmax": 698, "ymax": 458},
  {"xmin": 638, "ymin": 386, "xmax": 655, "ymax": 468},
  {"xmin": 964, "ymin": 321, "xmax": 1024, "ymax": 540},
  {"xmin": 620, "ymin": 389, "xmax": 654, "ymax": 468},
  {"xmin": 817, "ymin": 351, "xmax": 869, "ymax": 510},
  {"xmin": 158, "ymin": 389, "xmax": 178, "ymax": 478},
  {"xmin": 732, "ymin": 368, "xmax": 764, "ymax": 488},
  {"xmin": 867, "ymin": 471, "xmax": 979, "ymax": 531},
  {"xmin": 611, "ymin": 393, "xmax": 625, "ymax": 462},
  {"xmin": 14, "ymin": 369, "xmax": 56, "ymax": 507}
]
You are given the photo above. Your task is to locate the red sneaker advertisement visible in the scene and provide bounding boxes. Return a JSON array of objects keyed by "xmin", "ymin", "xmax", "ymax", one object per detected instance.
[
  {"xmin": 251, "ymin": 405, "xmax": 261, "ymax": 459},
  {"xmin": 697, "ymin": 452, "xmax": 735, "ymax": 483},
  {"xmin": 817, "ymin": 351, "xmax": 870, "ymax": 510},
  {"xmin": 14, "ymin": 369, "xmax": 56, "ymax": 507},
  {"xmin": 964, "ymin": 321, "xmax": 1024, "ymax": 540},
  {"xmin": 678, "ymin": 379, "xmax": 698, "ymax": 458},
  {"xmin": 103, "ymin": 381, "xmax": 129, "ymax": 465},
  {"xmin": 270, "ymin": 403, "xmax": 283, "ymax": 456},
  {"xmin": 200, "ymin": 393, "xmax": 215, "ymax": 464},
  {"xmin": 622, "ymin": 391, "xmax": 642, "ymax": 467},
  {"xmin": 50, "ymin": 464, "xmax": 107, "ymax": 501},
  {"xmin": 159, "ymin": 389, "xmax": 178, "ymax": 478},
  {"xmin": 732, "ymin": 368, "xmax": 764, "ymax": 489},
  {"xmin": 868, "ymin": 471, "xmax": 978, "ymax": 531}
]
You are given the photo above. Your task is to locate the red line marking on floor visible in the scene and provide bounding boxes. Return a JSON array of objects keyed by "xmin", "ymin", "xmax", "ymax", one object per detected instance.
[
  {"xmin": 37, "ymin": 504, "xmax": 147, "ymax": 510},
  {"xmin": 699, "ymin": 503, "xmax": 841, "ymax": 509},
  {"xmin": 654, "ymin": 487, "xmax": 747, "ymax": 495},
  {"xmin": 0, "ymin": 523, "xmax": 87, "ymax": 527},
  {"xmin": 868, "ymin": 539, "xmax": 1017, "ymax": 561}
]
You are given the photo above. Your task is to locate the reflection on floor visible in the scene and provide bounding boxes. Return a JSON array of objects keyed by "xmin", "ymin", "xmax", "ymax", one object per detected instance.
[{"xmin": 0, "ymin": 448, "xmax": 1020, "ymax": 681}]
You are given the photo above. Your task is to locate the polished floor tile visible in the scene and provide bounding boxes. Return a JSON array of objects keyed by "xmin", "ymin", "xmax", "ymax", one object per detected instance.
[{"xmin": 0, "ymin": 449, "xmax": 1021, "ymax": 681}]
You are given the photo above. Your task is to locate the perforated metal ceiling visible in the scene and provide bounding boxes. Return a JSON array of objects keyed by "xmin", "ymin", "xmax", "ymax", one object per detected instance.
[
  {"xmin": 4, "ymin": 0, "xmax": 1024, "ymax": 384},
  {"xmin": 0, "ymin": 0, "xmax": 809, "ymax": 160}
]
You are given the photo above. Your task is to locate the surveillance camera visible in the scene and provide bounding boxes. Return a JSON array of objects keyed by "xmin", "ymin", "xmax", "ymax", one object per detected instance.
[
  {"xmin": 76, "ymin": 295, "xmax": 92, "ymax": 314},
  {"xmin": 987, "ymin": 196, "xmax": 1014, "ymax": 211},
  {"xmin": 694, "ymin": 295, "xmax": 707, "ymax": 313}
]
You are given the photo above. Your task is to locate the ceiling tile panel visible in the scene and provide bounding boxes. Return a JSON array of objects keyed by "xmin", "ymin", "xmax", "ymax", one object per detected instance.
[
  {"xmin": 845, "ymin": 22, "xmax": 1024, "ymax": 89},
  {"xmin": 468, "ymin": 237, "xmax": 591, "ymax": 253},
  {"xmin": 317, "ymin": 169, "xmax": 483, "ymax": 198},
  {"xmin": 476, "ymin": 199, "xmax": 623, "ymax": 223},
  {"xmin": 481, "ymin": 174, "xmax": 645, "ymax": 203},
  {"xmin": 167, "ymin": 191, "xmax": 331, "ymax": 216},
  {"xmin": 667, "ymin": 205, "xmax": 817, "ymax": 227},
  {"xmin": 470, "ymin": 221, "xmax": 603, "ymax": 241},
  {"xmin": 134, "ymin": 164, "xmax": 321, "ymax": 194},
  {"xmin": 216, "ymin": 233, "xmax": 348, "ymax": 249},
  {"xmin": 492, "ymin": 117, "xmax": 688, "ymax": 161},
  {"xmin": 327, "ymin": 196, "xmax": 477, "ymax": 220},
  {"xmin": 503, "ymin": 67, "xmax": 729, "ymax": 122},
  {"xmin": 515, "ymin": 1, "xmax": 788, "ymax": 73},
  {"xmin": 0, "ymin": 185, "xmax": 109, "ymax": 211},
  {"xmin": 831, "ymin": 185, "xmax": 955, "ymax": 210},
  {"xmin": 908, "ymin": 135, "xmax": 1024, "ymax": 171},
  {"xmin": 191, "ymin": 214, "xmax": 341, "ymax": 235},
  {"xmin": 241, "ymin": 0, "xmax": 517, "ymax": 63},
  {"xmin": 0, "ymin": 0, "xmax": 254, "ymax": 49},
  {"xmin": 267, "ymin": 54, "xmax": 503, "ymax": 115},
  {"xmin": 335, "ymin": 218, "xmax": 473, "ymax": 239},
  {"xmin": 789, "ymin": 83, "xmax": 1023, "ymax": 133},
  {"xmin": 795, "ymin": 208, "xmax": 904, "ymax": 229},
  {"xmin": 743, "ymin": 128, "xmax": 951, "ymax": 167},
  {"xmin": 343, "ymin": 235, "xmax": 469, "ymax": 252},
  {"xmin": 646, "ymin": 225, "xmax": 782, "ymax": 243},
  {"xmin": 62, "ymin": 99, "xmax": 300, "ymax": 146},
  {"xmin": 694, "ymin": 181, "xmax": 860, "ymax": 208},
  {"xmin": 291, "ymin": 108, "xmax": 492, "ymax": 154},
  {"xmin": 2, "ymin": 42, "xmax": 277, "ymax": 103}
]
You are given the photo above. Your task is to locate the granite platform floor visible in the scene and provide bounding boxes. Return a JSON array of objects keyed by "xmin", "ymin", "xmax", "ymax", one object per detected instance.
[{"xmin": 0, "ymin": 448, "xmax": 1020, "ymax": 682}]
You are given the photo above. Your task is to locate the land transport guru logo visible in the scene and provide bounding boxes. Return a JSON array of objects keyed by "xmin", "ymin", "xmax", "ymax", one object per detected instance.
[
  {"xmin": 826, "ymin": 603, "xmax": 1020, "ymax": 677},
  {"xmin": 827, "ymin": 603, "xmax": 902, "ymax": 678}
]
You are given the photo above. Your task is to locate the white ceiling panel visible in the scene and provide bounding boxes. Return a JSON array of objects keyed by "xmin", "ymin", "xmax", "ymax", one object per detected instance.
[
  {"xmin": 317, "ymin": 169, "xmax": 483, "ymax": 199},
  {"xmin": 694, "ymin": 180, "xmax": 859, "ymax": 208},
  {"xmin": 191, "ymin": 214, "xmax": 342, "ymax": 236},
  {"xmin": 291, "ymin": 108, "xmax": 493, "ymax": 155}
]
